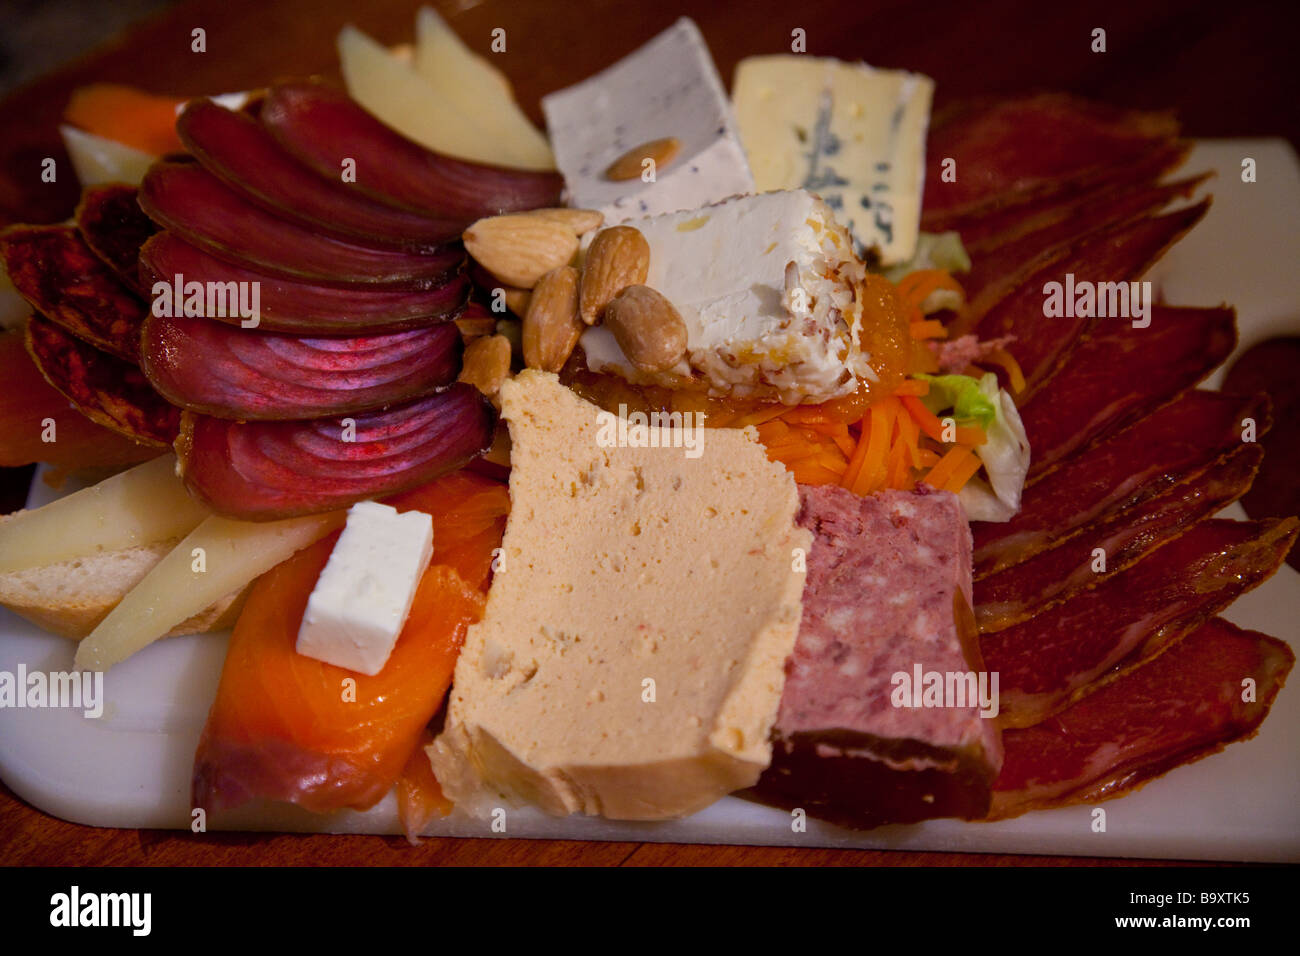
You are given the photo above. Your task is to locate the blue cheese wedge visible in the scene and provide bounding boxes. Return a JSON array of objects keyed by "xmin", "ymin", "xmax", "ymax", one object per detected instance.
[
  {"xmin": 580, "ymin": 190, "xmax": 871, "ymax": 405},
  {"xmin": 541, "ymin": 17, "xmax": 754, "ymax": 222},
  {"xmin": 732, "ymin": 55, "xmax": 934, "ymax": 266},
  {"xmin": 430, "ymin": 371, "xmax": 810, "ymax": 820}
]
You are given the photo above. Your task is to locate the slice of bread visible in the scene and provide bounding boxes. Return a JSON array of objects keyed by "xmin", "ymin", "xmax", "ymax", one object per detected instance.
[{"xmin": 0, "ymin": 536, "xmax": 250, "ymax": 639}]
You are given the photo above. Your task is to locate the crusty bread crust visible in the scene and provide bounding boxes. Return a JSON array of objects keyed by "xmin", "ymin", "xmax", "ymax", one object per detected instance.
[{"xmin": 0, "ymin": 536, "xmax": 250, "ymax": 639}]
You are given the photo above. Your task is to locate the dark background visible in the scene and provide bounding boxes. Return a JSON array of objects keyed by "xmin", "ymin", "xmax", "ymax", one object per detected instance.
[
  {"xmin": 0, "ymin": 0, "xmax": 1294, "ymax": 865},
  {"xmin": 1, "ymin": 0, "xmax": 1297, "ymax": 226}
]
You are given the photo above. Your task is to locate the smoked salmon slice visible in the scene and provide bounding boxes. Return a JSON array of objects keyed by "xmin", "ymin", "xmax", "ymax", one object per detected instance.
[
  {"xmin": 396, "ymin": 728, "xmax": 453, "ymax": 844},
  {"xmin": 192, "ymin": 471, "xmax": 509, "ymax": 815}
]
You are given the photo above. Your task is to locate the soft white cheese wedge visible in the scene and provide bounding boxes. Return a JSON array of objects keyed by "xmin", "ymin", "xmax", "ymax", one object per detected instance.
[
  {"xmin": 580, "ymin": 189, "xmax": 870, "ymax": 405},
  {"xmin": 541, "ymin": 17, "xmax": 754, "ymax": 222},
  {"xmin": 733, "ymin": 56, "xmax": 934, "ymax": 266},
  {"xmin": 295, "ymin": 501, "xmax": 434, "ymax": 676}
]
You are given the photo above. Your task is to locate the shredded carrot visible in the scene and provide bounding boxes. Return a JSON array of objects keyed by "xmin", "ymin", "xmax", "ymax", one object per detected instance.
[
  {"xmin": 831, "ymin": 435, "xmax": 856, "ymax": 459},
  {"xmin": 789, "ymin": 461, "xmax": 847, "ymax": 485},
  {"xmin": 942, "ymin": 450, "xmax": 984, "ymax": 493},
  {"xmin": 909, "ymin": 319, "xmax": 948, "ymax": 340},
  {"xmin": 757, "ymin": 417, "xmax": 849, "ymax": 479},
  {"xmin": 65, "ymin": 84, "xmax": 185, "ymax": 155},
  {"xmin": 895, "ymin": 269, "xmax": 962, "ymax": 310},
  {"xmin": 804, "ymin": 421, "xmax": 856, "ymax": 457},
  {"xmin": 885, "ymin": 430, "xmax": 912, "ymax": 490},
  {"xmin": 852, "ymin": 398, "xmax": 896, "ymax": 496},
  {"xmin": 984, "ymin": 347, "xmax": 1027, "ymax": 396},
  {"xmin": 895, "ymin": 405, "xmax": 922, "ymax": 468},
  {"xmin": 751, "ymin": 269, "xmax": 992, "ymax": 495},
  {"xmin": 923, "ymin": 445, "xmax": 975, "ymax": 491},
  {"xmin": 901, "ymin": 394, "xmax": 945, "ymax": 442},
  {"xmin": 840, "ymin": 414, "xmax": 872, "ymax": 491}
]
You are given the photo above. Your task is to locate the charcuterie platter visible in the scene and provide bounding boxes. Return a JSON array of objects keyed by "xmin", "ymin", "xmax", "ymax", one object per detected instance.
[{"xmin": 0, "ymin": 9, "xmax": 1296, "ymax": 861}]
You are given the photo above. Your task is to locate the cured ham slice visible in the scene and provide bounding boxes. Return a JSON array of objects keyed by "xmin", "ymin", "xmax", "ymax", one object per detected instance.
[
  {"xmin": 1019, "ymin": 305, "xmax": 1237, "ymax": 477},
  {"xmin": 0, "ymin": 331, "xmax": 156, "ymax": 468},
  {"xmin": 73, "ymin": 184, "xmax": 156, "ymax": 295},
  {"xmin": 957, "ymin": 142, "xmax": 1193, "ymax": 252},
  {"xmin": 973, "ymin": 389, "xmax": 1268, "ymax": 578},
  {"xmin": 176, "ymin": 98, "xmax": 462, "ymax": 250},
  {"xmin": 261, "ymin": 83, "xmax": 563, "ymax": 221},
  {"xmin": 960, "ymin": 178, "xmax": 1205, "ymax": 326},
  {"xmin": 921, "ymin": 94, "xmax": 1180, "ymax": 227},
  {"xmin": 141, "ymin": 312, "xmax": 463, "ymax": 420},
  {"xmin": 964, "ymin": 202, "xmax": 1209, "ymax": 397},
  {"xmin": 990, "ymin": 618, "xmax": 1294, "ymax": 819},
  {"xmin": 976, "ymin": 445, "xmax": 1262, "ymax": 632},
  {"xmin": 0, "ymin": 225, "xmax": 144, "ymax": 361},
  {"xmin": 982, "ymin": 517, "xmax": 1298, "ymax": 728},
  {"xmin": 25, "ymin": 315, "xmax": 178, "ymax": 446},
  {"xmin": 177, "ymin": 384, "xmax": 497, "ymax": 519},
  {"xmin": 138, "ymin": 232, "xmax": 469, "ymax": 335},
  {"xmin": 139, "ymin": 162, "xmax": 465, "ymax": 287},
  {"xmin": 1224, "ymin": 337, "xmax": 1300, "ymax": 572}
]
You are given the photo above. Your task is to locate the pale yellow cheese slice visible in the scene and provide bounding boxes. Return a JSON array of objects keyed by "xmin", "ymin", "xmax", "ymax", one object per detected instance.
[
  {"xmin": 339, "ymin": 24, "xmax": 551, "ymax": 171},
  {"xmin": 413, "ymin": 7, "xmax": 554, "ymax": 170},
  {"xmin": 0, "ymin": 456, "xmax": 209, "ymax": 575},
  {"xmin": 74, "ymin": 511, "xmax": 342, "ymax": 671}
]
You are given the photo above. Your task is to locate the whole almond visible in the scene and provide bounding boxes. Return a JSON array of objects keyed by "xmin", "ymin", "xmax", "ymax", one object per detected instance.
[
  {"xmin": 458, "ymin": 334, "xmax": 513, "ymax": 398},
  {"xmin": 463, "ymin": 214, "xmax": 579, "ymax": 289},
  {"xmin": 523, "ymin": 266, "xmax": 583, "ymax": 372},
  {"xmin": 580, "ymin": 225, "xmax": 650, "ymax": 325},
  {"xmin": 503, "ymin": 287, "xmax": 531, "ymax": 317},
  {"xmin": 605, "ymin": 137, "xmax": 681, "ymax": 182},
  {"xmin": 526, "ymin": 207, "xmax": 604, "ymax": 236},
  {"xmin": 454, "ymin": 314, "xmax": 497, "ymax": 341},
  {"xmin": 605, "ymin": 285, "xmax": 688, "ymax": 372}
]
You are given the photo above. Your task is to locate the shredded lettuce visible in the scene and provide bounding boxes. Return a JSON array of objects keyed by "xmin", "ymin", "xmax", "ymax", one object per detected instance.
[
  {"xmin": 882, "ymin": 232, "xmax": 970, "ymax": 313},
  {"xmin": 916, "ymin": 372, "xmax": 1031, "ymax": 522},
  {"xmin": 884, "ymin": 231, "xmax": 971, "ymax": 281},
  {"xmin": 917, "ymin": 374, "xmax": 997, "ymax": 429}
]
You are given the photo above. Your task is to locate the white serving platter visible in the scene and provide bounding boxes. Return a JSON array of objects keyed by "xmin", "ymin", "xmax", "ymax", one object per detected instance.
[{"xmin": 1, "ymin": 140, "xmax": 1297, "ymax": 861}]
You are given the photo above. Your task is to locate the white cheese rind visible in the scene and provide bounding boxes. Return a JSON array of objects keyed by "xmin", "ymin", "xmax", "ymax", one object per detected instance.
[
  {"xmin": 733, "ymin": 55, "xmax": 934, "ymax": 265},
  {"xmin": 579, "ymin": 190, "xmax": 870, "ymax": 404},
  {"xmin": 430, "ymin": 371, "xmax": 810, "ymax": 820},
  {"xmin": 295, "ymin": 501, "xmax": 434, "ymax": 676},
  {"xmin": 541, "ymin": 17, "xmax": 755, "ymax": 222}
]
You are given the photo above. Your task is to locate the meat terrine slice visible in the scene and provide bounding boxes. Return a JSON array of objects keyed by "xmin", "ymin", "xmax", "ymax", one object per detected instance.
[{"xmin": 753, "ymin": 483, "xmax": 1003, "ymax": 828}]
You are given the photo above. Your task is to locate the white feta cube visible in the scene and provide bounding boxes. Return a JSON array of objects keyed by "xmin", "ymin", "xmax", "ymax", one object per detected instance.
[
  {"xmin": 295, "ymin": 501, "xmax": 434, "ymax": 676},
  {"xmin": 579, "ymin": 190, "xmax": 871, "ymax": 404},
  {"xmin": 541, "ymin": 17, "xmax": 755, "ymax": 223}
]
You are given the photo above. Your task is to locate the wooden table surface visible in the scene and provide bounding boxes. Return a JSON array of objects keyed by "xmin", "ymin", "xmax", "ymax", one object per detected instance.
[{"xmin": 0, "ymin": 0, "xmax": 1288, "ymax": 866}]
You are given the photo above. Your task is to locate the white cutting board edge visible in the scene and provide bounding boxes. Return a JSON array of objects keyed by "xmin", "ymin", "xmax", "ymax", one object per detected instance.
[{"xmin": 1, "ymin": 139, "xmax": 1297, "ymax": 861}]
